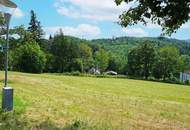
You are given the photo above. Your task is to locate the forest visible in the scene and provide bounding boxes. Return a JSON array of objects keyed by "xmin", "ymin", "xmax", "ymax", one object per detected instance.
[{"xmin": 1, "ymin": 10, "xmax": 190, "ymax": 84}]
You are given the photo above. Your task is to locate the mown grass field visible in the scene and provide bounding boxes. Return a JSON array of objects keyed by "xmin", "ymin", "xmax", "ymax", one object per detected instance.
[{"xmin": 0, "ymin": 72, "xmax": 190, "ymax": 130}]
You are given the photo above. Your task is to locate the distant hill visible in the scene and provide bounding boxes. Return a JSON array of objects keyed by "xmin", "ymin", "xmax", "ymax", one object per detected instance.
[
  {"xmin": 90, "ymin": 37, "xmax": 190, "ymax": 59},
  {"xmin": 52, "ymin": 36, "xmax": 190, "ymax": 61}
]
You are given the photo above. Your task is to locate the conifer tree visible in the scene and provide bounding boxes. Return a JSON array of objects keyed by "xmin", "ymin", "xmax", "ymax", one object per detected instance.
[{"xmin": 28, "ymin": 10, "xmax": 44, "ymax": 41}]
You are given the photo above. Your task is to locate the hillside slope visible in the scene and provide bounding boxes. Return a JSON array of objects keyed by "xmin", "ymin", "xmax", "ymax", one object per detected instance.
[
  {"xmin": 0, "ymin": 72, "xmax": 190, "ymax": 129},
  {"xmin": 91, "ymin": 37, "xmax": 190, "ymax": 60}
]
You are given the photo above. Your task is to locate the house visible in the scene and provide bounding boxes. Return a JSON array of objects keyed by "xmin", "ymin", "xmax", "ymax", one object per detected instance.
[
  {"xmin": 180, "ymin": 71, "xmax": 190, "ymax": 82},
  {"xmin": 89, "ymin": 67, "xmax": 100, "ymax": 75}
]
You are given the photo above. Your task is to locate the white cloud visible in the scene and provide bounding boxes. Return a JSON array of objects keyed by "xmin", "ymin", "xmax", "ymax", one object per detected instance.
[
  {"xmin": 54, "ymin": 0, "xmax": 132, "ymax": 21},
  {"xmin": 122, "ymin": 28, "xmax": 148, "ymax": 37},
  {"xmin": 12, "ymin": 8, "xmax": 24, "ymax": 18},
  {"xmin": 145, "ymin": 21, "xmax": 190, "ymax": 30},
  {"xmin": 44, "ymin": 24, "xmax": 101, "ymax": 39},
  {"xmin": 140, "ymin": 18, "xmax": 161, "ymax": 29},
  {"xmin": 146, "ymin": 23, "xmax": 161, "ymax": 29},
  {"xmin": 181, "ymin": 22, "xmax": 190, "ymax": 29}
]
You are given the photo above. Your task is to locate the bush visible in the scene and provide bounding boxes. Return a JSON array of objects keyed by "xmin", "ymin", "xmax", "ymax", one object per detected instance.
[{"xmin": 11, "ymin": 42, "xmax": 46, "ymax": 73}]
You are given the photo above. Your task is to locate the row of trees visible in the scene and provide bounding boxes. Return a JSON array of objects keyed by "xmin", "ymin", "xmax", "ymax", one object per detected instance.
[
  {"xmin": 7, "ymin": 30, "xmax": 110, "ymax": 74},
  {"xmin": 127, "ymin": 41, "xmax": 190, "ymax": 81},
  {"xmin": 0, "ymin": 10, "xmax": 110, "ymax": 73},
  {"xmin": 46, "ymin": 32, "xmax": 109, "ymax": 73}
]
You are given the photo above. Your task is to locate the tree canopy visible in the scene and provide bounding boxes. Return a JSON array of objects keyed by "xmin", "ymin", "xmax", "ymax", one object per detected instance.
[
  {"xmin": 11, "ymin": 42, "xmax": 46, "ymax": 73},
  {"xmin": 28, "ymin": 10, "xmax": 44, "ymax": 41},
  {"xmin": 115, "ymin": 0, "xmax": 190, "ymax": 35},
  {"xmin": 127, "ymin": 41, "xmax": 156, "ymax": 79},
  {"xmin": 153, "ymin": 45, "xmax": 181, "ymax": 80}
]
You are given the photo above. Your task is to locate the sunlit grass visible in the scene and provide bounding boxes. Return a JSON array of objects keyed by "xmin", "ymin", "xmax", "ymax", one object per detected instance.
[{"xmin": 0, "ymin": 72, "xmax": 190, "ymax": 129}]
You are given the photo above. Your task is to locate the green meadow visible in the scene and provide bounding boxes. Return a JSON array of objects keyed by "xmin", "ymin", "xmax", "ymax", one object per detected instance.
[{"xmin": 0, "ymin": 72, "xmax": 190, "ymax": 130}]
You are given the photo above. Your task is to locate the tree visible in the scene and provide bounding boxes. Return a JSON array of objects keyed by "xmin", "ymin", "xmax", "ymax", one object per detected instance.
[
  {"xmin": 180, "ymin": 55, "xmax": 190, "ymax": 72},
  {"xmin": 9, "ymin": 25, "xmax": 37, "ymax": 49},
  {"xmin": 11, "ymin": 42, "xmax": 46, "ymax": 73},
  {"xmin": 153, "ymin": 45, "xmax": 181, "ymax": 80},
  {"xmin": 127, "ymin": 41, "xmax": 156, "ymax": 79},
  {"xmin": 49, "ymin": 35, "xmax": 53, "ymax": 40},
  {"xmin": 95, "ymin": 48, "xmax": 109, "ymax": 72},
  {"xmin": 140, "ymin": 41, "xmax": 157, "ymax": 79},
  {"xmin": 108, "ymin": 57, "xmax": 118, "ymax": 72},
  {"xmin": 10, "ymin": 25, "xmax": 26, "ymax": 40},
  {"xmin": 36, "ymin": 21, "xmax": 44, "ymax": 40},
  {"xmin": 108, "ymin": 55, "xmax": 126, "ymax": 74},
  {"xmin": 115, "ymin": 0, "xmax": 190, "ymax": 35},
  {"xmin": 127, "ymin": 47, "xmax": 142, "ymax": 77},
  {"xmin": 78, "ymin": 43, "xmax": 93, "ymax": 72},
  {"xmin": 50, "ymin": 34, "xmax": 80, "ymax": 72},
  {"xmin": 28, "ymin": 10, "xmax": 44, "ymax": 41}
]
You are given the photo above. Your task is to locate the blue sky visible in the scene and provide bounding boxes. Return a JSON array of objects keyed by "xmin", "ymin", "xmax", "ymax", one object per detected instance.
[{"xmin": 9, "ymin": 0, "xmax": 190, "ymax": 40}]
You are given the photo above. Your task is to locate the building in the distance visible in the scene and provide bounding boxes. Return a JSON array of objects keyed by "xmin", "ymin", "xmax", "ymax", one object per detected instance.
[{"xmin": 180, "ymin": 71, "xmax": 190, "ymax": 82}]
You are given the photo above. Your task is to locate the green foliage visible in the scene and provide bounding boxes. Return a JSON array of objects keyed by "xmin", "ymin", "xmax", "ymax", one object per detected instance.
[
  {"xmin": 152, "ymin": 56, "xmax": 164, "ymax": 80},
  {"xmin": 184, "ymin": 80, "xmax": 190, "ymax": 85},
  {"xmin": 127, "ymin": 41, "xmax": 156, "ymax": 79},
  {"xmin": 115, "ymin": 0, "xmax": 190, "ymax": 35},
  {"xmin": 95, "ymin": 48, "xmax": 109, "ymax": 72},
  {"xmin": 44, "ymin": 53, "xmax": 54, "ymax": 72},
  {"xmin": 1, "ymin": 8, "xmax": 190, "ymax": 82},
  {"xmin": 28, "ymin": 10, "xmax": 44, "ymax": 41},
  {"xmin": 153, "ymin": 46, "xmax": 181, "ymax": 80},
  {"xmin": 10, "ymin": 25, "xmax": 26, "ymax": 40},
  {"xmin": 50, "ymin": 34, "xmax": 81, "ymax": 72},
  {"xmin": 108, "ymin": 56, "xmax": 126, "ymax": 74},
  {"xmin": 71, "ymin": 58, "xmax": 84, "ymax": 72},
  {"xmin": 180, "ymin": 55, "xmax": 190, "ymax": 72},
  {"xmin": 11, "ymin": 42, "xmax": 46, "ymax": 73},
  {"xmin": 79, "ymin": 43, "xmax": 94, "ymax": 72},
  {"xmin": 49, "ymin": 33, "xmax": 94, "ymax": 73},
  {"xmin": 127, "ymin": 47, "xmax": 142, "ymax": 77},
  {"xmin": 9, "ymin": 25, "xmax": 37, "ymax": 48},
  {"xmin": 92, "ymin": 37, "xmax": 190, "ymax": 55},
  {"xmin": 140, "ymin": 42, "xmax": 157, "ymax": 79}
]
